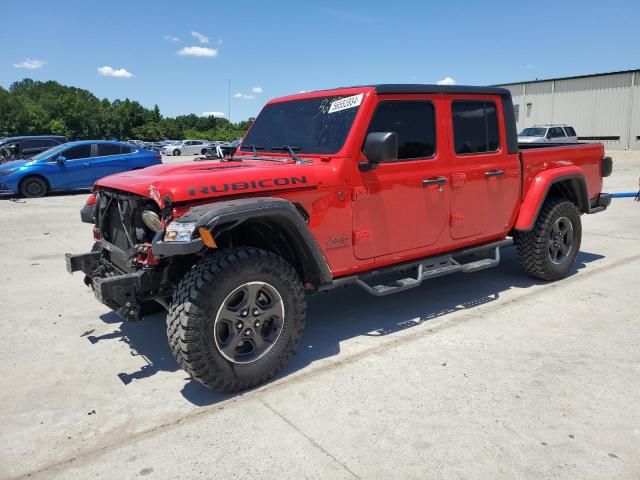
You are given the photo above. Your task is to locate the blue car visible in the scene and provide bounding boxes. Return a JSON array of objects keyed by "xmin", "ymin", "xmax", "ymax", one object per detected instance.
[{"xmin": 0, "ymin": 140, "xmax": 162, "ymax": 197}]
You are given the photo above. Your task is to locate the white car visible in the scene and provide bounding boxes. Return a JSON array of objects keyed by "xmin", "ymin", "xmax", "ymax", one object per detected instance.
[
  {"xmin": 518, "ymin": 124, "xmax": 578, "ymax": 144},
  {"xmin": 161, "ymin": 140, "xmax": 209, "ymax": 156}
]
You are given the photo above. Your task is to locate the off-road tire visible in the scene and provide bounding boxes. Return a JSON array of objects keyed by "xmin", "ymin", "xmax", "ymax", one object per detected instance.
[
  {"xmin": 173, "ymin": 149, "xmax": 181, "ymax": 156},
  {"xmin": 167, "ymin": 247, "xmax": 306, "ymax": 392},
  {"xmin": 19, "ymin": 176, "xmax": 48, "ymax": 198},
  {"xmin": 515, "ymin": 198, "xmax": 582, "ymax": 281}
]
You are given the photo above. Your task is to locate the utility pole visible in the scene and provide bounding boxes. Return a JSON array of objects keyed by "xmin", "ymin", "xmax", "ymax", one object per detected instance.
[{"xmin": 228, "ymin": 79, "xmax": 231, "ymax": 141}]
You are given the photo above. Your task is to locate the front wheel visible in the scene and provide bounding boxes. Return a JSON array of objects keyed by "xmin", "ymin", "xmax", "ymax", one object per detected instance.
[
  {"xmin": 167, "ymin": 247, "xmax": 306, "ymax": 392},
  {"xmin": 173, "ymin": 149, "xmax": 181, "ymax": 156},
  {"xmin": 19, "ymin": 176, "xmax": 48, "ymax": 198},
  {"xmin": 515, "ymin": 198, "xmax": 582, "ymax": 281}
]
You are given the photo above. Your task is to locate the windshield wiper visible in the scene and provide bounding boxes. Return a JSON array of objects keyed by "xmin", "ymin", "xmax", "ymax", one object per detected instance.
[
  {"xmin": 242, "ymin": 144, "xmax": 264, "ymax": 157},
  {"xmin": 271, "ymin": 145, "xmax": 301, "ymax": 163}
]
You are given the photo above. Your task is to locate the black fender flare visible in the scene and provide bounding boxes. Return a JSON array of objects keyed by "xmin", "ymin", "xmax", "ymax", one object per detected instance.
[{"xmin": 154, "ymin": 197, "xmax": 333, "ymax": 287}]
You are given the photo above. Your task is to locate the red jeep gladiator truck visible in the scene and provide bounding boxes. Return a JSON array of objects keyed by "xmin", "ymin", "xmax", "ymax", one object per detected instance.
[{"xmin": 66, "ymin": 84, "xmax": 612, "ymax": 392}]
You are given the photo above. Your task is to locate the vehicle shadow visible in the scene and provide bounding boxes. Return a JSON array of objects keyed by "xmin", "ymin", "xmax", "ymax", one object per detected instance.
[{"xmin": 87, "ymin": 248, "xmax": 604, "ymax": 406}]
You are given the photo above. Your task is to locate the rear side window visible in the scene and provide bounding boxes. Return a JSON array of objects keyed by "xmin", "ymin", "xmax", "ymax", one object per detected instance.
[
  {"xmin": 366, "ymin": 101, "xmax": 436, "ymax": 160},
  {"xmin": 97, "ymin": 144, "xmax": 123, "ymax": 156},
  {"xmin": 22, "ymin": 140, "xmax": 47, "ymax": 149},
  {"xmin": 120, "ymin": 145, "xmax": 132, "ymax": 154},
  {"xmin": 564, "ymin": 126, "xmax": 577, "ymax": 137},
  {"xmin": 62, "ymin": 144, "xmax": 92, "ymax": 160},
  {"xmin": 452, "ymin": 101, "xmax": 499, "ymax": 154},
  {"xmin": 549, "ymin": 127, "xmax": 566, "ymax": 138}
]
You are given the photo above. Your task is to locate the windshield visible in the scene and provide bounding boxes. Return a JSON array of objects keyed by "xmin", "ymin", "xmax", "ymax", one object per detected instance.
[
  {"xmin": 240, "ymin": 94, "xmax": 363, "ymax": 155},
  {"xmin": 519, "ymin": 127, "xmax": 547, "ymax": 137},
  {"xmin": 31, "ymin": 144, "xmax": 68, "ymax": 161}
]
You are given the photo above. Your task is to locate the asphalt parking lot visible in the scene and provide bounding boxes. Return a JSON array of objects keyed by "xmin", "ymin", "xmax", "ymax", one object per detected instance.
[{"xmin": 0, "ymin": 151, "xmax": 639, "ymax": 480}]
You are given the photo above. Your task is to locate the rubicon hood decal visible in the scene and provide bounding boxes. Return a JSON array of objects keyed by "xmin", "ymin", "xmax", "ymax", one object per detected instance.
[
  {"xmin": 94, "ymin": 159, "xmax": 319, "ymax": 206},
  {"xmin": 188, "ymin": 175, "xmax": 309, "ymax": 196}
]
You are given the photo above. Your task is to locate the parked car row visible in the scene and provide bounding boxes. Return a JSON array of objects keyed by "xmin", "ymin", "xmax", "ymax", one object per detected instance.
[{"xmin": 0, "ymin": 140, "xmax": 161, "ymax": 197}]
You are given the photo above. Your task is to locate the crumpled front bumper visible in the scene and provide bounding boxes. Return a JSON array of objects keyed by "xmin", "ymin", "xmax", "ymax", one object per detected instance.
[{"xmin": 65, "ymin": 251, "xmax": 162, "ymax": 320}]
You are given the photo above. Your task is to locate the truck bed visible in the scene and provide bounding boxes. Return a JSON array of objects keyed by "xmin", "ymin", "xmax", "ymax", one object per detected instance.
[{"xmin": 519, "ymin": 142, "xmax": 605, "ymax": 202}]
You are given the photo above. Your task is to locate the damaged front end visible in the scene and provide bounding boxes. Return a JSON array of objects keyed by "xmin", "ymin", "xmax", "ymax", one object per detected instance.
[{"xmin": 66, "ymin": 189, "xmax": 200, "ymax": 320}]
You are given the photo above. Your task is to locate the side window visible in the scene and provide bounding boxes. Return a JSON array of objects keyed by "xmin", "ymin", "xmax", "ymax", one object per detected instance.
[
  {"xmin": 22, "ymin": 140, "xmax": 45, "ymax": 149},
  {"xmin": 62, "ymin": 144, "xmax": 92, "ymax": 160},
  {"xmin": 120, "ymin": 145, "xmax": 132, "ymax": 154},
  {"xmin": 564, "ymin": 126, "xmax": 577, "ymax": 137},
  {"xmin": 97, "ymin": 143, "xmax": 123, "ymax": 156},
  {"xmin": 452, "ymin": 101, "xmax": 499, "ymax": 154},
  {"xmin": 366, "ymin": 101, "xmax": 436, "ymax": 160},
  {"xmin": 549, "ymin": 127, "xmax": 565, "ymax": 138},
  {"xmin": 192, "ymin": 141, "xmax": 203, "ymax": 146}
]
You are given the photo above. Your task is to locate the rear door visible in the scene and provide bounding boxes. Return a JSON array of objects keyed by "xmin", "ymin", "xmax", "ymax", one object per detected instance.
[
  {"xmin": 563, "ymin": 126, "xmax": 578, "ymax": 142},
  {"xmin": 447, "ymin": 96, "xmax": 521, "ymax": 240},
  {"xmin": 548, "ymin": 126, "xmax": 567, "ymax": 143},
  {"xmin": 352, "ymin": 95, "xmax": 450, "ymax": 259},
  {"xmin": 92, "ymin": 143, "xmax": 128, "ymax": 181}
]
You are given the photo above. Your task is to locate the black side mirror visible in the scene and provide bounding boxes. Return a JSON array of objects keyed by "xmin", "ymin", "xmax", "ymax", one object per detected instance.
[
  {"xmin": 362, "ymin": 132, "xmax": 398, "ymax": 166},
  {"xmin": 56, "ymin": 155, "xmax": 66, "ymax": 165}
]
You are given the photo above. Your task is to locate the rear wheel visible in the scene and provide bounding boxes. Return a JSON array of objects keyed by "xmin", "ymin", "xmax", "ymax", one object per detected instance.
[
  {"xmin": 19, "ymin": 176, "xmax": 48, "ymax": 198},
  {"xmin": 515, "ymin": 198, "xmax": 582, "ymax": 281},
  {"xmin": 201, "ymin": 148, "xmax": 207, "ymax": 155},
  {"xmin": 167, "ymin": 247, "xmax": 306, "ymax": 392},
  {"xmin": 173, "ymin": 149, "xmax": 181, "ymax": 156}
]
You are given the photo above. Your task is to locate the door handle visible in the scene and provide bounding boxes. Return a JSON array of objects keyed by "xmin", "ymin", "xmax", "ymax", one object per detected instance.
[
  {"xmin": 484, "ymin": 170, "xmax": 504, "ymax": 178},
  {"xmin": 422, "ymin": 177, "xmax": 447, "ymax": 186}
]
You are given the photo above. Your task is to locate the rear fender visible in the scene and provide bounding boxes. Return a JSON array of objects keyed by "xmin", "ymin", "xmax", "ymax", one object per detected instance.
[{"xmin": 514, "ymin": 166, "xmax": 590, "ymax": 231}]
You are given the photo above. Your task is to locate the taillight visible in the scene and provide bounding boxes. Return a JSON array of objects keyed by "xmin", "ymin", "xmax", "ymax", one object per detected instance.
[{"xmin": 86, "ymin": 193, "xmax": 97, "ymax": 206}]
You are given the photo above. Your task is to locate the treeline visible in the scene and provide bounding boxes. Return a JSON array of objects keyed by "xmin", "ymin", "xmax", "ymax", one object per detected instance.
[{"xmin": 0, "ymin": 79, "xmax": 252, "ymax": 141}]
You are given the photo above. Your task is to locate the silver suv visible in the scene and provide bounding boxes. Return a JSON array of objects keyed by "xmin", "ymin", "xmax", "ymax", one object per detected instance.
[{"xmin": 518, "ymin": 124, "xmax": 578, "ymax": 143}]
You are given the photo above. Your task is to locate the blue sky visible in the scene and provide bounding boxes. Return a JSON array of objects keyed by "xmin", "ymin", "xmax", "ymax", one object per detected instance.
[{"xmin": 1, "ymin": 0, "xmax": 638, "ymax": 121}]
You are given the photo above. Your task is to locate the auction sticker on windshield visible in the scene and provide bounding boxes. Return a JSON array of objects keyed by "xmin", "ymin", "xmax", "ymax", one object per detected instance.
[{"xmin": 328, "ymin": 93, "xmax": 363, "ymax": 114}]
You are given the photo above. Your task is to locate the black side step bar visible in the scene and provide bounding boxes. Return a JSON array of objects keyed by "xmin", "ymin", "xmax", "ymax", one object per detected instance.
[{"xmin": 323, "ymin": 238, "xmax": 513, "ymax": 296}]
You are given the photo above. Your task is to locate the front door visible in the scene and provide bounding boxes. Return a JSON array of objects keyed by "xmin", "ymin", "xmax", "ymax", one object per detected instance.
[
  {"xmin": 447, "ymin": 96, "xmax": 521, "ymax": 240},
  {"xmin": 352, "ymin": 95, "xmax": 450, "ymax": 259},
  {"xmin": 47, "ymin": 143, "xmax": 95, "ymax": 189}
]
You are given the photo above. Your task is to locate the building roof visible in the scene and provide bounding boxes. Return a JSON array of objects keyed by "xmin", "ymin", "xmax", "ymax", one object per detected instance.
[{"xmin": 495, "ymin": 68, "xmax": 640, "ymax": 87}]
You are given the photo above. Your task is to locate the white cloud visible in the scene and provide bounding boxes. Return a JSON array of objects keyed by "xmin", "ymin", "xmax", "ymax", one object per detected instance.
[
  {"xmin": 164, "ymin": 35, "xmax": 179, "ymax": 42},
  {"xmin": 436, "ymin": 76, "xmax": 456, "ymax": 85},
  {"xmin": 202, "ymin": 111, "xmax": 225, "ymax": 118},
  {"xmin": 251, "ymin": 86, "xmax": 263, "ymax": 94},
  {"xmin": 217, "ymin": 38, "xmax": 223, "ymax": 45},
  {"xmin": 177, "ymin": 46, "xmax": 218, "ymax": 57},
  {"xmin": 97, "ymin": 66, "xmax": 133, "ymax": 78},
  {"xmin": 13, "ymin": 59, "xmax": 45, "ymax": 69},
  {"xmin": 298, "ymin": 90, "xmax": 307, "ymax": 93},
  {"xmin": 525, "ymin": 64, "xmax": 534, "ymax": 69},
  {"xmin": 191, "ymin": 31, "xmax": 209, "ymax": 44},
  {"xmin": 234, "ymin": 92, "xmax": 255, "ymax": 100}
]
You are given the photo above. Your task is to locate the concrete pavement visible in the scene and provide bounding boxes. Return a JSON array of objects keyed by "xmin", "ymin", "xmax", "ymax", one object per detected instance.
[{"xmin": 0, "ymin": 151, "xmax": 638, "ymax": 479}]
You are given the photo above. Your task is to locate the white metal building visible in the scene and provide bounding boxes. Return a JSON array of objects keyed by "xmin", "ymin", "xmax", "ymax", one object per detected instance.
[{"xmin": 497, "ymin": 69, "xmax": 639, "ymax": 150}]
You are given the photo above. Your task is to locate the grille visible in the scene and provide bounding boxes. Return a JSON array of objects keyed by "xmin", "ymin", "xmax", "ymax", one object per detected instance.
[{"xmin": 97, "ymin": 190, "xmax": 154, "ymax": 252}]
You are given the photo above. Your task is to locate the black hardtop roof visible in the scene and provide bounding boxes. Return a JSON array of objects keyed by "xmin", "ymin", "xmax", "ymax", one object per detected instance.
[{"xmin": 371, "ymin": 84, "xmax": 511, "ymax": 96}]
